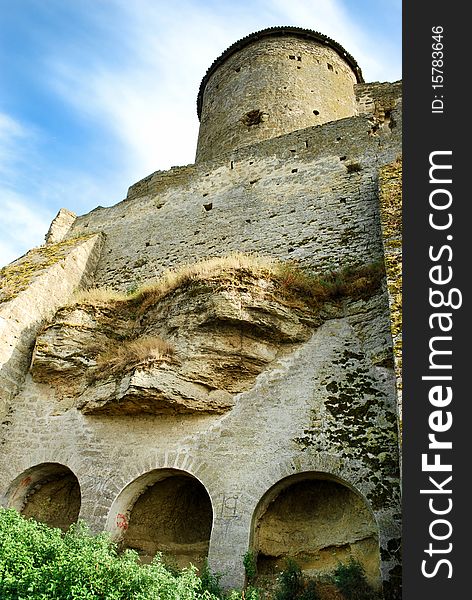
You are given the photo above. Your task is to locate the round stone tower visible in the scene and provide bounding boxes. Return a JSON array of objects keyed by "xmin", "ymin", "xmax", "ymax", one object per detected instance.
[{"xmin": 195, "ymin": 27, "xmax": 363, "ymax": 163}]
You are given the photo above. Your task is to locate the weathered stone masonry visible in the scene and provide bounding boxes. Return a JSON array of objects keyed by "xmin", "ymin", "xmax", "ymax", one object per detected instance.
[{"xmin": 0, "ymin": 27, "xmax": 402, "ymax": 599}]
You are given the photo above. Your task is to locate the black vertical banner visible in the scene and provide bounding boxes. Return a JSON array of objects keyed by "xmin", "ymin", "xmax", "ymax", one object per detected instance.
[{"xmin": 403, "ymin": 2, "xmax": 469, "ymax": 598}]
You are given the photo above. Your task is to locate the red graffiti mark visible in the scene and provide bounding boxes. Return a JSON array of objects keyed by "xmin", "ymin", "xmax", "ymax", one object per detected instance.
[
  {"xmin": 20, "ymin": 476, "xmax": 32, "ymax": 487},
  {"xmin": 116, "ymin": 513, "xmax": 128, "ymax": 530}
]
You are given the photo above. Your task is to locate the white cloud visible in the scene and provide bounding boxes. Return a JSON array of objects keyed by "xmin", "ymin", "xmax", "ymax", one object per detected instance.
[
  {"xmin": 0, "ymin": 191, "xmax": 51, "ymax": 265},
  {"xmin": 45, "ymin": 1, "xmax": 258, "ymax": 177},
  {"xmin": 0, "ymin": 0, "xmax": 400, "ymax": 267},
  {"xmin": 45, "ymin": 0, "xmax": 400, "ymax": 184},
  {"xmin": 0, "ymin": 113, "xmax": 29, "ymax": 178},
  {"xmin": 0, "ymin": 110, "xmax": 124, "ymax": 268}
]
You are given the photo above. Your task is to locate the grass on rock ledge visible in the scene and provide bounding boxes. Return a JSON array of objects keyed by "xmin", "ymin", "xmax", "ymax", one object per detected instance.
[
  {"xmin": 89, "ymin": 336, "xmax": 175, "ymax": 379},
  {"xmin": 67, "ymin": 254, "xmax": 385, "ymax": 382},
  {"xmin": 73, "ymin": 253, "xmax": 385, "ymax": 314}
]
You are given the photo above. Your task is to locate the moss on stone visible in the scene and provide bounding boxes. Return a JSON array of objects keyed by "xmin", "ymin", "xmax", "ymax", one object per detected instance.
[
  {"xmin": 0, "ymin": 235, "xmax": 94, "ymax": 304},
  {"xmin": 379, "ymin": 158, "xmax": 402, "ymax": 395},
  {"xmin": 295, "ymin": 347, "xmax": 400, "ymax": 511}
]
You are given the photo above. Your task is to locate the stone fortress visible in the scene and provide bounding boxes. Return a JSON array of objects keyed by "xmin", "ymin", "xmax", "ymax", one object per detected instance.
[{"xmin": 0, "ymin": 27, "xmax": 402, "ymax": 599}]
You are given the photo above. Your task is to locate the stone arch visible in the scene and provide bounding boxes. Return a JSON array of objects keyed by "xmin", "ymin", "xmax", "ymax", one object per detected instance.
[
  {"xmin": 6, "ymin": 462, "xmax": 81, "ymax": 531},
  {"xmin": 107, "ymin": 468, "xmax": 213, "ymax": 569},
  {"xmin": 250, "ymin": 471, "xmax": 382, "ymax": 590}
]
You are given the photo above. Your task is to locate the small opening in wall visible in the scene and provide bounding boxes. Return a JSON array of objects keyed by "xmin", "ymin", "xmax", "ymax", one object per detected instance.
[
  {"xmin": 385, "ymin": 109, "xmax": 397, "ymax": 129},
  {"xmin": 120, "ymin": 471, "xmax": 212, "ymax": 569},
  {"xmin": 297, "ymin": 56, "xmax": 302, "ymax": 62},
  {"xmin": 246, "ymin": 219, "xmax": 251, "ymax": 224},
  {"xmin": 249, "ymin": 161, "xmax": 254, "ymax": 165},
  {"xmin": 288, "ymin": 247, "xmax": 295, "ymax": 253},
  {"xmin": 235, "ymin": 67, "xmax": 241, "ymax": 72},
  {"xmin": 304, "ymin": 140, "xmax": 309, "ymax": 148},
  {"xmin": 145, "ymin": 241, "xmax": 150, "ymax": 247},
  {"xmin": 346, "ymin": 162, "xmax": 362, "ymax": 173},
  {"xmin": 241, "ymin": 109, "xmax": 264, "ymax": 126},
  {"xmin": 289, "ymin": 55, "xmax": 296, "ymax": 60},
  {"xmin": 203, "ymin": 203, "xmax": 213, "ymax": 211},
  {"xmin": 313, "ymin": 110, "xmax": 319, "ymax": 116},
  {"xmin": 230, "ymin": 161, "xmax": 234, "ymax": 169},
  {"xmin": 340, "ymin": 197, "xmax": 347, "ymax": 204},
  {"xmin": 291, "ymin": 168, "xmax": 298, "ymax": 174},
  {"xmin": 339, "ymin": 156, "xmax": 347, "ymax": 161},
  {"xmin": 327, "ymin": 63, "xmax": 333, "ymax": 71},
  {"xmin": 336, "ymin": 136, "xmax": 342, "ymax": 141},
  {"xmin": 297, "ymin": 66, "xmax": 301, "ymax": 70},
  {"xmin": 290, "ymin": 149, "xmax": 297, "ymax": 153},
  {"xmin": 202, "ymin": 192, "xmax": 208, "ymax": 197}
]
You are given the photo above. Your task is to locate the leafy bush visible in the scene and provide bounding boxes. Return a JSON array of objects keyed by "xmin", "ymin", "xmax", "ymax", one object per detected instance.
[
  {"xmin": 200, "ymin": 560, "xmax": 224, "ymax": 598},
  {"xmin": 274, "ymin": 560, "xmax": 318, "ymax": 600},
  {"xmin": 227, "ymin": 587, "xmax": 260, "ymax": 600},
  {"xmin": 0, "ymin": 508, "xmax": 219, "ymax": 600},
  {"xmin": 243, "ymin": 550, "xmax": 257, "ymax": 583},
  {"xmin": 332, "ymin": 559, "xmax": 379, "ymax": 600}
]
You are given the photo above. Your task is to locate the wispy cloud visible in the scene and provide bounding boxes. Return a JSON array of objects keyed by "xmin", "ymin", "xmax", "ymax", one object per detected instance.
[
  {"xmin": 0, "ymin": 109, "xmax": 123, "ymax": 266},
  {"xmin": 0, "ymin": 0, "xmax": 400, "ymax": 268},
  {"xmin": 0, "ymin": 191, "xmax": 50, "ymax": 265},
  {"xmin": 0, "ymin": 113, "xmax": 31, "ymax": 179},
  {"xmin": 0, "ymin": 112, "xmax": 48, "ymax": 264},
  {"xmin": 45, "ymin": 0, "xmax": 400, "ymax": 179}
]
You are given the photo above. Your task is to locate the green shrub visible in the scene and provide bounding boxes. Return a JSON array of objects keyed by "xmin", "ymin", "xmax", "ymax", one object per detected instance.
[
  {"xmin": 0, "ymin": 508, "xmax": 219, "ymax": 599},
  {"xmin": 200, "ymin": 560, "xmax": 225, "ymax": 598},
  {"xmin": 243, "ymin": 550, "xmax": 257, "ymax": 583},
  {"xmin": 274, "ymin": 559, "xmax": 318, "ymax": 600},
  {"xmin": 332, "ymin": 559, "xmax": 379, "ymax": 600},
  {"xmin": 227, "ymin": 587, "xmax": 260, "ymax": 600}
]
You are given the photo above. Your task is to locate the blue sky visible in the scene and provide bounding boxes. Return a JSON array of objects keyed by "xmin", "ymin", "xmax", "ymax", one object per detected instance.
[{"xmin": 0, "ymin": 0, "xmax": 401, "ymax": 267}]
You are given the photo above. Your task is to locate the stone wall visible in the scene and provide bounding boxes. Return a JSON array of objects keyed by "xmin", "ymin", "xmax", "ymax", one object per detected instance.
[
  {"xmin": 379, "ymin": 158, "xmax": 402, "ymax": 420},
  {"xmin": 0, "ymin": 295, "xmax": 400, "ymax": 589},
  {"xmin": 0, "ymin": 234, "xmax": 104, "ymax": 426},
  {"xmin": 356, "ymin": 81, "xmax": 402, "ymax": 119},
  {"xmin": 68, "ymin": 104, "xmax": 401, "ymax": 296}
]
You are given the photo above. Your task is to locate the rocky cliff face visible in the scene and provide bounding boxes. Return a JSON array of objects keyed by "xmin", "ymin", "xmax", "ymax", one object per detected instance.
[
  {"xmin": 30, "ymin": 258, "xmax": 381, "ymax": 417},
  {"xmin": 31, "ymin": 267, "xmax": 317, "ymax": 415}
]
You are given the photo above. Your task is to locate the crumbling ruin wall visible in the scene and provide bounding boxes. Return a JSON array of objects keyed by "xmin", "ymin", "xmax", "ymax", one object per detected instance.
[{"xmin": 0, "ymin": 235, "xmax": 104, "ymax": 426}]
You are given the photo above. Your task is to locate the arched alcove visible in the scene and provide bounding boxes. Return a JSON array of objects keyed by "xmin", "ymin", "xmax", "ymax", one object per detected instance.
[
  {"xmin": 7, "ymin": 462, "xmax": 81, "ymax": 531},
  {"xmin": 251, "ymin": 472, "xmax": 381, "ymax": 590},
  {"xmin": 108, "ymin": 469, "xmax": 213, "ymax": 569}
]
